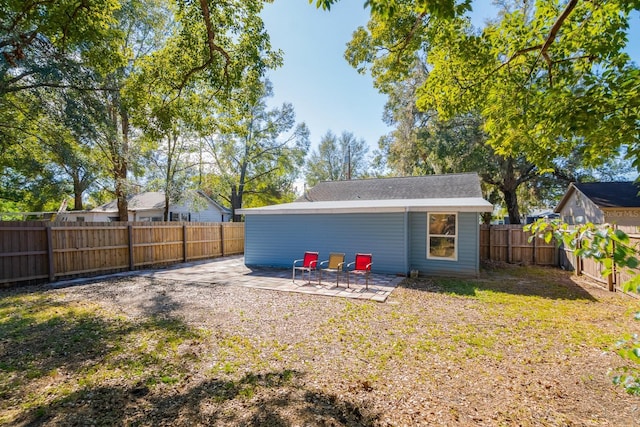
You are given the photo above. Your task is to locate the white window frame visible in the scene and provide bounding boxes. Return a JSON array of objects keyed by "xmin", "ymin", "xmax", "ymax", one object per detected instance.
[{"xmin": 427, "ymin": 212, "xmax": 458, "ymax": 261}]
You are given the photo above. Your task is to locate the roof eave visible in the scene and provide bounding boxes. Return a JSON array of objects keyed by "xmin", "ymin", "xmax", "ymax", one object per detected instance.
[
  {"xmin": 554, "ymin": 183, "xmax": 578, "ymax": 213},
  {"xmin": 237, "ymin": 200, "xmax": 494, "ymax": 215}
]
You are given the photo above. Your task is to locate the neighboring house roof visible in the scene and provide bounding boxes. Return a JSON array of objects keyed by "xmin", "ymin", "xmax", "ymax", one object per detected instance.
[
  {"xmin": 92, "ymin": 191, "xmax": 163, "ymax": 213},
  {"xmin": 92, "ymin": 190, "xmax": 231, "ymax": 214},
  {"xmin": 197, "ymin": 190, "xmax": 232, "ymax": 214},
  {"xmin": 239, "ymin": 173, "xmax": 492, "ymax": 215},
  {"xmin": 296, "ymin": 173, "xmax": 483, "ymax": 202},
  {"xmin": 555, "ymin": 182, "xmax": 640, "ymax": 213}
]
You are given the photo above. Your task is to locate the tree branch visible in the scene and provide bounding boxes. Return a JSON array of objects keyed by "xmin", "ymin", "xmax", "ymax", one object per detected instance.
[{"xmin": 172, "ymin": 0, "xmax": 231, "ymax": 95}]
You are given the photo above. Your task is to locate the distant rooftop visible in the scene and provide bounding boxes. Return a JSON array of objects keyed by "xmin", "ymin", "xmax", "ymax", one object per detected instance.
[
  {"xmin": 574, "ymin": 182, "xmax": 640, "ymax": 208},
  {"xmin": 92, "ymin": 190, "xmax": 230, "ymax": 213}
]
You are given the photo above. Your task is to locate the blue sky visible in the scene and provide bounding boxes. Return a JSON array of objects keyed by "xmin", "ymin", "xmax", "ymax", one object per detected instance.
[{"xmin": 261, "ymin": 1, "xmax": 639, "ymax": 155}]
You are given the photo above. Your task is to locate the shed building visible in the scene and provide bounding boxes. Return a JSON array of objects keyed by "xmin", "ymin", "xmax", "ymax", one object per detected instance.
[{"xmin": 237, "ymin": 173, "xmax": 493, "ymax": 277}]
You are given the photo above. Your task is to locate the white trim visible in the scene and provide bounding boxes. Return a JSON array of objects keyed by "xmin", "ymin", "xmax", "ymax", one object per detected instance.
[
  {"xmin": 237, "ymin": 198, "xmax": 493, "ymax": 215},
  {"xmin": 426, "ymin": 212, "xmax": 458, "ymax": 262}
]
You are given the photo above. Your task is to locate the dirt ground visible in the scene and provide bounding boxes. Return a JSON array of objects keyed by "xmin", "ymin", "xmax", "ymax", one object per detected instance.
[{"xmin": 1, "ymin": 264, "xmax": 639, "ymax": 426}]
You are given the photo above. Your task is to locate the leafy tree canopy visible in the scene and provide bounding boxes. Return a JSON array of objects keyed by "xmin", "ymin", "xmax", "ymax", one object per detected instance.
[
  {"xmin": 305, "ymin": 130, "xmax": 370, "ymax": 187},
  {"xmin": 342, "ymin": 0, "xmax": 640, "ymax": 174}
]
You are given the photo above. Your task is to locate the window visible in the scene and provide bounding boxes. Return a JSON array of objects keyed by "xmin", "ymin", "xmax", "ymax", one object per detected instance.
[
  {"xmin": 170, "ymin": 212, "xmax": 190, "ymax": 222},
  {"xmin": 427, "ymin": 213, "xmax": 457, "ymax": 261}
]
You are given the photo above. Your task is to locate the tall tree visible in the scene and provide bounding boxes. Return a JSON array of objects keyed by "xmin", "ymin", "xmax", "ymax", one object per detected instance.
[
  {"xmin": 138, "ymin": 122, "xmax": 200, "ymax": 220},
  {"xmin": 305, "ymin": 130, "xmax": 370, "ymax": 186},
  {"xmin": 343, "ymin": 0, "xmax": 639, "ymax": 174},
  {"xmin": 0, "ymin": 0, "xmax": 124, "ymax": 96},
  {"xmin": 124, "ymin": 0, "xmax": 281, "ymax": 220},
  {"xmin": 374, "ymin": 52, "xmax": 634, "ymax": 223},
  {"xmin": 1, "ymin": 0, "xmax": 281, "ymax": 219},
  {"xmin": 371, "ymin": 56, "xmax": 540, "ymax": 223},
  {"xmin": 202, "ymin": 78, "xmax": 309, "ymax": 221}
]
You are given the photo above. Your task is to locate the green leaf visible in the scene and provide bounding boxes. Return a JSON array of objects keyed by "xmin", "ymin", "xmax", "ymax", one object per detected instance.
[{"xmin": 626, "ymin": 257, "xmax": 639, "ymax": 269}]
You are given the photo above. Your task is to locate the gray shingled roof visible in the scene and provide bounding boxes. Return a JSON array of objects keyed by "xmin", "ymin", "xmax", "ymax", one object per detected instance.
[
  {"xmin": 296, "ymin": 173, "xmax": 483, "ymax": 202},
  {"xmin": 92, "ymin": 191, "xmax": 231, "ymax": 213},
  {"xmin": 574, "ymin": 182, "xmax": 640, "ymax": 208},
  {"xmin": 93, "ymin": 192, "xmax": 165, "ymax": 212}
]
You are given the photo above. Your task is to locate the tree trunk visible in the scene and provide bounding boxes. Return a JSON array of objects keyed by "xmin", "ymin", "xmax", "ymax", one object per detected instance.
[
  {"xmin": 501, "ymin": 188, "xmax": 521, "ymax": 224},
  {"xmin": 480, "ymin": 212, "xmax": 492, "ymax": 224},
  {"xmin": 164, "ymin": 133, "xmax": 173, "ymax": 222},
  {"xmin": 72, "ymin": 174, "xmax": 84, "ymax": 210},
  {"xmin": 231, "ymin": 154, "xmax": 248, "ymax": 222},
  {"xmin": 496, "ymin": 157, "xmax": 522, "ymax": 225},
  {"xmin": 116, "ymin": 109, "xmax": 130, "ymax": 221},
  {"xmin": 164, "ymin": 192, "xmax": 170, "ymax": 221},
  {"xmin": 231, "ymin": 184, "xmax": 242, "ymax": 222}
]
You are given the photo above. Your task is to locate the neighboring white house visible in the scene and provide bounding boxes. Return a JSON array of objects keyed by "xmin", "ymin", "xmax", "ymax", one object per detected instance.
[
  {"xmin": 58, "ymin": 190, "xmax": 231, "ymax": 222},
  {"xmin": 554, "ymin": 182, "xmax": 640, "ymax": 229}
]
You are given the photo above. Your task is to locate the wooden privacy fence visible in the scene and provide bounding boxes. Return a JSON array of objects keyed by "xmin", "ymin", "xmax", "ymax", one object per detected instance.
[
  {"xmin": 480, "ymin": 224, "xmax": 558, "ymax": 266},
  {"xmin": 559, "ymin": 233, "xmax": 640, "ymax": 292},
  {"xmin": 0, "ymin": 221, "xmax": 244, "ymax": 285},
  {"xmin": 481, "ymin": 224, "xmax": 639, "ymax": 293}
]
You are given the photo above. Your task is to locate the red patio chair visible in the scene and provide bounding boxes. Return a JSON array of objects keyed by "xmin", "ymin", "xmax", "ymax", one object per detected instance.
[
  {"xmin": 292, "ymin": 251, "xmax": 319, "ymax": 284},
  {"xmin": 347, "ymin": 253, "xmax": 373, "ymax": 289}
]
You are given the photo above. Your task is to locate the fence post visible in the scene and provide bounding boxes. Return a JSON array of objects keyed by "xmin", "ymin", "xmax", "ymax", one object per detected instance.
[
  {"xmin": 609, "ymin": 239, "xmax": 616, "ymax": 292},
  {"xmin": 128, "ymin": 224, "xmax": 134, "ymax": 271},
  {"xmin": 507, "ymin": 228, "xmax": 512, "ymax": 264},
  {"xmin": 576, "ymin": 238, "xmax": 582, "ymax": 276},
  {"xmin": 183, "ymin": 224, "xmax": 188, "ymax": 263},
  {"xmin": 46, "ymin": 223, "xmax": 55, "ymax": 282},
  {"xmin": 220, "ymin": 223, "xmax": 225, "ymax": 257},
  {"xmin": 532, "ymin": 232, "xmax": 537, "ymax": 265},
  {"xmin": 487, "ymin": 225, "xmax": 491, "ymax": 261}
]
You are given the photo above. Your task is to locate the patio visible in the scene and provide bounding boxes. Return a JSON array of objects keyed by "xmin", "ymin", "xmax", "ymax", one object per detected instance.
[{"xmin": 53, "ymin": 255, "xmax": 404, "ymax": 302}]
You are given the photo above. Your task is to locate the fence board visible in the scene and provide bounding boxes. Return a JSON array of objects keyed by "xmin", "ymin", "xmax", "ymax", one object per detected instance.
[
  {"xmin": 0, "ymin": 221, "xmax": 244, "ymax": 285},
  {"xmin": 186, "ymin": 224, "xmax": 223, "ymax": 260},
  {"xmin": 480, "ymin": 224, "xmax": 556, "ymax": 266},
  {"xmin": 223, "ymin": 223, "xmax": 245, "ymax": 255},
  {"xmin": 618, "ymin": 235, "xmax": 640, "ymax": 289},
  {"xmin": 0, "ymin": 221, "xmax": 49, "ymax": 284}
]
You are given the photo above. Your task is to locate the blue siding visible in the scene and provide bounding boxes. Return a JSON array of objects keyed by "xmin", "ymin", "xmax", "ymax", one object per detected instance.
[
  {"xmin": 244, "ymin": 213, "xmax": 406, "ymax": 275},
  {"xmin": 408, "ymin": 212, "xmax": 480, "ymax": 277}
]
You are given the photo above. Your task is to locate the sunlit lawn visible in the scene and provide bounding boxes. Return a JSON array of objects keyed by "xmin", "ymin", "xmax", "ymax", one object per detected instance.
[{"xmin": 1, "ymin": 266, "xmax": 638, "ymax": 425}]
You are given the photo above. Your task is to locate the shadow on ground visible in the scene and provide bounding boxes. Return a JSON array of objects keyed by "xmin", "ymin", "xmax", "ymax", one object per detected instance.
[
  {"xmin": 0, "ymin": 288, "xmax": 379, "ymax": 427},
  {"xmin": 15, "ymin": 370, "xmax": 378, "ymax": 426},
  {"xmin": 400, "ymin": 265, "xmax": 598, "ymax": 301}
]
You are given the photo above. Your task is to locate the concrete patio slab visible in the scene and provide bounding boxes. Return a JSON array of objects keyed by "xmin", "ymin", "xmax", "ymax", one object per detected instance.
[
  {"xmin": 50, "ymin": 255, "xmax": 404, "ymax": 302},
  {"xmin": 137, "ymin": 255, "xmax": 403, "ymax": 302}
]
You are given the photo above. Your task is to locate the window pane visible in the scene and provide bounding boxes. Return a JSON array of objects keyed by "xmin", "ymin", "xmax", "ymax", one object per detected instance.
[
  {"xmin": 429, "ymin": 213, "xmax": 456, "ymax": 235},
  {"xmin": 429, "ymin": 237, "xmax": 456, "ymax": 258}
]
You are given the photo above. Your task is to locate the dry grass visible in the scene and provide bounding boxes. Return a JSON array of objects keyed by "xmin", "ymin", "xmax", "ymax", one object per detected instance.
[{"xmin": 1, "ymin": 265, "xmax": 639, "ymax": 426}]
